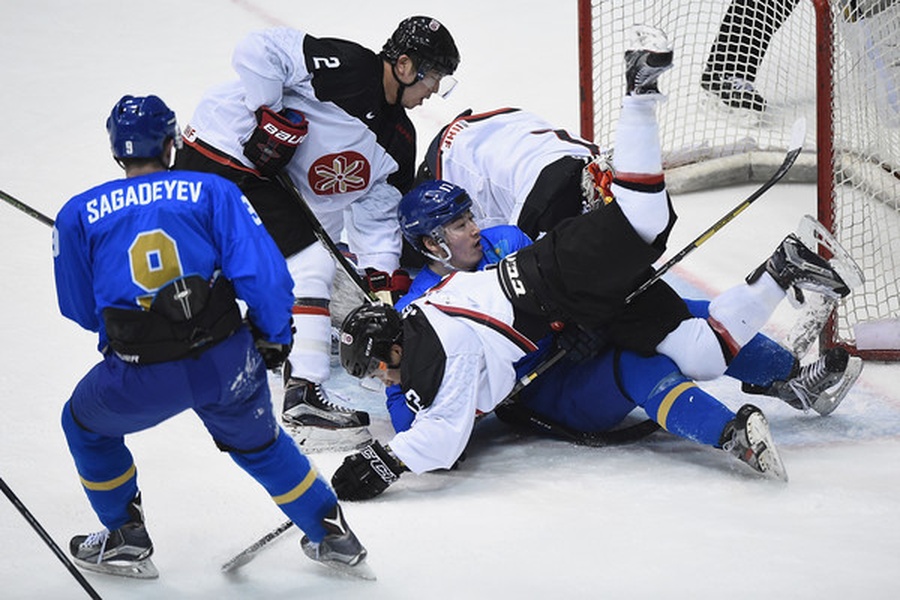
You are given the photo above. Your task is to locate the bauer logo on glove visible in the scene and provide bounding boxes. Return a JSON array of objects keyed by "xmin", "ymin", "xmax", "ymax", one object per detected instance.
[{"xmin": 243, "ymin": 106, "xmax": 309, "ymax": 177}]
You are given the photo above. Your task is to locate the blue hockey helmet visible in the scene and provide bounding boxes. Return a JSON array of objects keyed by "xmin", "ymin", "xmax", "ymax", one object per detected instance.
[
  {"xmin": 106, "ymin": 95, "xmax": 180, "ymax": 160},
  {"xmin": 398, "ymin": 180, "xmax": 473, "ymax": 254}
]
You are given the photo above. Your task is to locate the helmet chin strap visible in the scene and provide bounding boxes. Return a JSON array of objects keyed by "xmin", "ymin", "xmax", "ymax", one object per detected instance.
[
  {"xmin": 391, "ymin": 63, "xmax": 413, "ymax": 105},
  {"xmin": 422, "ymin": 232, "xmax": 456, "ymax": 271}
]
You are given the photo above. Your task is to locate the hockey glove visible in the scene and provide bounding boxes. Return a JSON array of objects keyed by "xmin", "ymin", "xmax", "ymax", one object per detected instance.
[
  {"xmin": 249, "ymin": 318, "xmax": 294, "ymax": 371},
  {"xmin": 243, "ymin": 106, "xmax": 308, "ymax": 177},
  {"xmin": 365, "ymin": 268, "xmax": 412, "ymax": 305},
  {"xmin": 332, "ymin": 441, "xmax": 408, "ymax": 501},
  {"xmin": 556, "ymin": 323, "xmax": 608, "ymax": 363}
]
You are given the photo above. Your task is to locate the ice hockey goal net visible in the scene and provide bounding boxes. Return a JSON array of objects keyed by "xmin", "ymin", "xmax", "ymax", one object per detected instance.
[{"xmin": 578, "ymin": 0, "xmax": 900, "ymax": 360}]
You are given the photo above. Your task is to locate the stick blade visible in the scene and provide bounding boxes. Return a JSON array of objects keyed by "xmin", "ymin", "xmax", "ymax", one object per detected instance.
[{"xmin": 789, "ymin": 117, "xmax": 807, "ymax": 152}]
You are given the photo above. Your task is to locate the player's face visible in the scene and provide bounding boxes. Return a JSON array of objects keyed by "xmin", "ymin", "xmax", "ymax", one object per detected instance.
[
  {"xmin": 441, "ymin": 210, "xmax": 482, "ymax": 271},
  {"xmin": 369, "ymin": 347, "xmax": 402, "ymax": 386},
  {"xmin": 401, "ymin": 69, "xmax": 457, "ymax": 109}
]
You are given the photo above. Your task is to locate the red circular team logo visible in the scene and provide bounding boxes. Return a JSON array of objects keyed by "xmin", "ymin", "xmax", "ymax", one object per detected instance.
[{"xmin": 308, "ymin": 151, "xmax": 371, "ymax": 195}]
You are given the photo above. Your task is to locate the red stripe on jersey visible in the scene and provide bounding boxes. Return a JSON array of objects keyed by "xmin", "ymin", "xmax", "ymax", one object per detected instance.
[
  {"xmin": 183, "ymin": 138, "xmax": 261, "ymax": 176},
  {"xmin": 433, "ymin": 107, "xmax": 520, "ymax": 180},
  {"xmin": 612, "ymin": 171, "xmax": 666, "ymax": 187},
  {"xmin": 292, "ymin": 305, "xmax": 330, "ymax": 316},
  {"xmin": 425, "ymin": 302, "xmax": 539, "ymax": 354}
]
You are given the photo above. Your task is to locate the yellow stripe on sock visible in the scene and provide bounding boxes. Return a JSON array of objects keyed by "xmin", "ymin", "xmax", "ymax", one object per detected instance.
[
  {"xmin": 656, "ymin": 382, "xmax": 697, "ymax": 431},
  {"xmin": 272, "ymin": 468, "xmax": 318, "ymax": 505},
  {"xmin": 80, "ymin": 463, "xmax": 136, "ymax": 491}
]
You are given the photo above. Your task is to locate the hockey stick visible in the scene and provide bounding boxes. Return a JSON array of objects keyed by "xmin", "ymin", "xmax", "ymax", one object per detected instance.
[
  {"xmin": 625, "ymin": 117, "xmax": 807, "ymax": 304},
  {"xmin": 496, "ymin": 402, "xmax": 660, "ymax": 446},
  {"xmin": 0, "ymin": 476, "xmax": 103, "ymax": 599},
  {"xmin": 273, "ymin": 172, "xmax": 379, "ymax": 305},
  {"xmin": 1, "ymin": 189, "xmax": 55, "ymax": 227},
  {"xmin": 498, "ymin": 118, "xmax": 807, "ymax": 432},
  {"xmin": 221, "ymin": 519, "xmax": 294, "ymax": 573}
]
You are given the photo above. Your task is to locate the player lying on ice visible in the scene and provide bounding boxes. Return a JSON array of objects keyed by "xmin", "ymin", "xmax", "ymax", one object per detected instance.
[
  {"xmin": 328, "ymin": 26, "xmax": 862, "ymax": 499},
  {"xmin": 384, "ymin": 179, "xmax": 859, "ymax": 430}
]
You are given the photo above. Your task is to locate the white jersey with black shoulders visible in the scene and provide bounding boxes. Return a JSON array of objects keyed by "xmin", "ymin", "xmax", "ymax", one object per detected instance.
[
  {"xmin": 389, "ymin": 270, "xmax": 538, "ymax": 473},
  {"xmin": 184, "ymin": 27, "xmax": 415, "ymax": 270},
  {"xmin": 426, "ymin": 108, "xmax": 598, "ymax": 229}
]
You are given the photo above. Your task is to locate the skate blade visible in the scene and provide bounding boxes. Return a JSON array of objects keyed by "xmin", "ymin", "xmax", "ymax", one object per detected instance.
[
  {"xmin": 74, "ymin": 556, "xmax": 159, "ymax": 579},
  {"xmin": 285, "ymin": 424, "xmax": 373, "ymax": 453},
  {"xmin": 812, "ymin": 356, "xmax": 863, "ymax": 416},
  {"xmin": 311, "ymin": 557, "xmax": 377, "ymax": 581},
  {"xmin": 796, "ymin": 215, "xmax": 865, "ymax": 291},
  {"xmin": 745, "ymin": 413, "xmax": 789, "ymax": 482}
]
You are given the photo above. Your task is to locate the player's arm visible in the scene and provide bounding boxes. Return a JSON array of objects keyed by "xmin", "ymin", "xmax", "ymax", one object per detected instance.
[
  {"xmin": 210, "ymin": 178, "xmax": 294, "ymax": 346},
  {"xmin": 52, "ymin": 203, "xmax": 98, "ymax": 332},
  {"xmin": 232, "ymin": 27, "xmax": 310, "ymax": 112},
  {"xmin": 332, "ymin": 352, "xmax": 484, "ymax": 500}
]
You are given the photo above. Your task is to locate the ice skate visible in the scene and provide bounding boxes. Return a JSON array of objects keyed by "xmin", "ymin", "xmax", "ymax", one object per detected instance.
[
  {"xmin": 720, "ymin": 404, "xmax": 788, "ymax": 481},
  {"xmin": 300, "ymin": 504, "xmax": 375, "ymax": 580},
  {"xmin": 743, "ymin": 347, "xmax": 863, "ymax": 416},
  {"xmin": 282, "ymin": 364, "xmax": 372, "ymax": 452},
  {"xmin": 69, "ymin": 493, "xmax": 159, "ymax": 579},
  {"xmin": 748, "ymin": 233, "xmax": 851, "ymax": 303},
  {"xmin": 701, "ymin": 72, "xmax": 767, "ymax": 112},
  {"xmin": 624, "ymin": 25, "xmax": 674, "ymax": 95}
]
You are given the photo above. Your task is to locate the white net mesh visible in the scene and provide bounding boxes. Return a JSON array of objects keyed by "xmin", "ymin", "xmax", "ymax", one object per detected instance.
[{"xmin": 582, "ymin": 0, "xmax": 900, "ymax": 356}]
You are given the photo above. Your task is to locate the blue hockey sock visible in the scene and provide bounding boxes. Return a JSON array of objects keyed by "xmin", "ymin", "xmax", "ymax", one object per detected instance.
[
  {"xmin": 229, "ymin": 429, "xmax": 337, "ymax": 543},
  {"xmin": 61, "ymin": 401, "xmax": 139, "ymax": 530},
  {"xmin": 726, "ymin": 333, "xmax": 797, "ymax": 387},
  {"xmin": 617, "ymin": 351, "xmax": 734, "ymax": 446}
]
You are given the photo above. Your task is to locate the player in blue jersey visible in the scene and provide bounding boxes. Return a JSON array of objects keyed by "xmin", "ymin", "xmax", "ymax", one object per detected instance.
[
  {"xmin": 382, "ymin": 179, "xmax": 856, "ymax": 439},
  {"xmin": 54, "ymin": 95, "xmax": 370, "ymax": 580},
  {"xmin": 330, "ymin": 26, "xmax": 862, "ymax": 499}
]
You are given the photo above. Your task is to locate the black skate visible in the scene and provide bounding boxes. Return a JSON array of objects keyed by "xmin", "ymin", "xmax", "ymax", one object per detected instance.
[
  {"xmin": 69, "ymin": 493, "xmax": 158, "ymax": 579},
  {"xmin": 282, "ymin": 364, "xmax": 372, "ymax": 452},
  {"xmin": 624, "ymin": 25, "xmax": 674, "ymax": 95},
  {"xmin": 747, "ymin": 234, "xmax": 851, "ymax": 303},
  {"xmin": 743, "ymin": 347, "xmax": 863, "ymax": 416},
  {"xmin": 300, "ymin": 504, "xmax": 375, "ymax": 580},
  {"xmin": 701, "ymin": 72, "xmax": 767, "ymax": 112},
  {"xmin": 719, "ymin": 404, "xmax": 788, "ymax": 481}
]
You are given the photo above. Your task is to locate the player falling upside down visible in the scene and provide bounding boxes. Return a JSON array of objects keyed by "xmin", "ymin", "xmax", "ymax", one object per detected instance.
[
  {"xmin": 382, "ymin": 178, "xmax": 859, "ymax": 437},
  {"xmin": 328, "ymin": 26, "xmax": 860, "ymax": 499}
]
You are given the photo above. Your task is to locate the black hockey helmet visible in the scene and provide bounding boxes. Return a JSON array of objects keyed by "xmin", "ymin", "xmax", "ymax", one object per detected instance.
[
  {"xmin": 381, "ymin": 16, "xmax": 460, "ymax": 77},
  {"xmin": 339, "ymin": 304, "xmax": 403, "ymax": 379}
]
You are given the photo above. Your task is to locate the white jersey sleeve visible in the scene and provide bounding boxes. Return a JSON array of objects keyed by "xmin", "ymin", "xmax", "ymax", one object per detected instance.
[
  {"xmin": 388, "ymin": 349, "xmax": 487, "ymax": 474},
  {"xmin": 231, "ymin": 27, "xmax": 311, "ymax": 112}
]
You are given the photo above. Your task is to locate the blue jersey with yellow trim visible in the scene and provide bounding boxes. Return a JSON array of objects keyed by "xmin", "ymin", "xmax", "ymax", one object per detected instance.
[
  {"xmin": 53, "ymin": 170, "xmax": 294, "ymax": 349},
  {"xmin": 396, "ymin": 224, "xmax": 532, "ymax": 312}
]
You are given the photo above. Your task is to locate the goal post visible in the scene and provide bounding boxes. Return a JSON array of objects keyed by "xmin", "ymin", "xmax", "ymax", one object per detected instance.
[{"xmin": 578, "ymin": 0, "xmax": 900, "ymax": 360}]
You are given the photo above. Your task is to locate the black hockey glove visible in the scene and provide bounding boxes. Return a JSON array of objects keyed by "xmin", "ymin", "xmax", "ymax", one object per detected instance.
[
  {"xmin": 365, "ymin": 268, "xmax": 412, "ymax": 305},
  {"xmin": 556, "ymin": 323, "xmax": 608, "ymax": 363},
  {"xmin": 332, "ymin": 441, "xmax": 408, "ymax": 501},
  {"xmin": 249, "ymin": 318, "xmax": 294, "ymax": 371},
  {"xmin": 243, "ymin": 106, "xmax": 308, "ymax": 177}
]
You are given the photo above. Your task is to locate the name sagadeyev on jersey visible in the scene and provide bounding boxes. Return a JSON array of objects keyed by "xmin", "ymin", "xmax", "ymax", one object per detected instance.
[{"xmin": 84, "ymin": 179, "xmax": 204, "ymax": 224}]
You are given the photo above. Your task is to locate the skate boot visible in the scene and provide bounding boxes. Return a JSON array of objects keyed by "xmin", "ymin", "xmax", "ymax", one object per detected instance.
[
  {"xmin": 719, "ymin": 404, "xmax": 788, "ymax": 481},
  {"xmin": 69, "ymin": 493, "xmax": 158, "ymax": 579},
  {"xmin": 624, "ymin": 25, "xmax": 674, "ymax": 95},
  {"xmin": 300, "ymin": 504, "xmax": 375, "ymax": 580},
  {"xmin": 742, "ymin": 347, "xmax": 863, "ymax": 416},
  {"xmin": 747, "ymin": 234, "xmax": 851, "ymax": 304},
  {"xmin": 282, "ymin": 364, "xmax": 372, "ymax": 452},
  {"xmin": 701, "ymin": 72, "xmax": 767, "ymax": 112}
]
